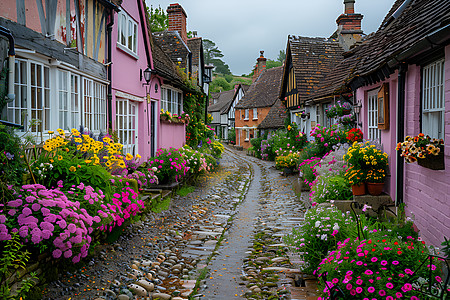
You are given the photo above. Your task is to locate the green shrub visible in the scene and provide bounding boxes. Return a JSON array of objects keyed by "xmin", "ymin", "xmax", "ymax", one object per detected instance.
[
  {"xmin": 283, "ymin": 206, "xmax": 356, "ymax": 274},
  {"xmin": 228, "ymin": 128, "xmax": 236, "ymax": 145},
  {"xmin": 250, "ymin": 137, "xmax": 263, "ymax": 158},
  {"xmin": 316, "ymin": 232, "xmax": 439, "ymax": 299},
  {"xmin": 0, "ymin": 125, "xmax": 25, "ymax": 185},
  {"xmin": 310, "ymin": 174, "xmax": 352, "ymax": 204}
]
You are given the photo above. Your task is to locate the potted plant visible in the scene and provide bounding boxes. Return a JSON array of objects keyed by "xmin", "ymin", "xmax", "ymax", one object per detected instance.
[
  {"xmin": 396, "ymin": 133, "xmax": 444, "ymax": 170},
  {"xmin": 366, "ymin": 169, "xmax": 386, "ymax": 195},
  {"xmin": 337, "ymin": 113, "xmax": 356, "ymax": 126},
  {"xmin": 344, "ymin": 166, "xmax": 367, "ymax": 195},
  {"xmin": 276, "ymin": 152, "xmax": 300, "ymax": 175}
]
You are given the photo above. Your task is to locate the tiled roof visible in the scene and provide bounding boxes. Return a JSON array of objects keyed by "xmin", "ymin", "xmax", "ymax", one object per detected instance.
[
  {"xmin": 235, "ymin": 67, "xmax": 283, "ymax": 109},
  {"xmin": 258, "ymin": 99, "xmax": 287, "ymax": 129},
  {"xmin": 287, "ymin": 36, "xmax": 344, "ymax": 101},
  {"xmin": 187, "ymin": 37, "xmax": 202, "ymax": 68},
  {"xmin": 152, "ymin": 30, "xmax": 191, "ymax": 70},
  {"xmin": 351, "ymin": 0, "xmax": 450, "ymax": 83},
  {"xmin": 207, "ymin": 89, "xmax": 235, "ymax": 112},
  {"xmin": 151, "ymin": 40, "xmax": 185, "ymax": 87}
]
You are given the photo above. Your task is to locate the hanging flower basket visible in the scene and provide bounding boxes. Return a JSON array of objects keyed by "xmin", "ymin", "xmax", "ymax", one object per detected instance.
[{"xmin": 417, "ymin": 150, "xmax": 445, "ymax": 170}]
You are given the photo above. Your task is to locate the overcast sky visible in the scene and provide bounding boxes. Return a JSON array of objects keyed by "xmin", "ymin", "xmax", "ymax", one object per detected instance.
[{"xmin": 145, "ymin": 0, "xmax": 395, "ymax": 75}]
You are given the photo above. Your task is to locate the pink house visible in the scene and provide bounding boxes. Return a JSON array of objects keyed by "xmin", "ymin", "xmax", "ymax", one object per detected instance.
[
  {"xmin": 347, "ymin": 0, "xmax": 450, "ymax": 246},
  {"xmin": 111, "ymin": 0, "xmax": 157, "ymax": 160}
]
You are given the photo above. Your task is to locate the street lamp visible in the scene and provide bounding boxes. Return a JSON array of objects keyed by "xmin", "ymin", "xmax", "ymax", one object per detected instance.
[
  {"xmin": 203, "ymin": 65, "xmax": 214, "ymax": 123},
  {"xmin": 143, "ymin": 67, "xmax": 152, "ymax": 85}
]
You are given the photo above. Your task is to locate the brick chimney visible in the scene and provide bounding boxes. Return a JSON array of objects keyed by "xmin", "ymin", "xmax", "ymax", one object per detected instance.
[
  {"xmin": 252, "ymin": 51, "xmax": 267, "ymax": 82},
  {"xmin": 336, "ymin": 0, "xmax": 363, "ymax": 51},
  {"xmin": 167, "ymin": 3, "xmax": 188, "ymax": 44}
]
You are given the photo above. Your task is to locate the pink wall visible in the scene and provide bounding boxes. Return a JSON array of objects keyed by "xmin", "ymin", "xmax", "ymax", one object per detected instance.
[
  {"xmin": 355, "ymin": 73, "xmax": 398, "ymax": 200},
  {"xmin": 159, "ymin": 122, "xmax": 186, "ymax": 149},
  {"xmin": 111, "ymin": 0, "xmax": 157, "ymax": 161},
  {"xmin": 402, "ymin": 47, "xmax": 450, "ymax": 247}
]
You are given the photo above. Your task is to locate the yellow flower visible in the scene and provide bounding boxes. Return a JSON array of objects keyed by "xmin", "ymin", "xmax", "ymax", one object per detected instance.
[
  {"xmin": 69, "ymin": 166, "xmax": 76, "ymax": 172},
  {"xmin": 71, "ymin": 128, "xmax": 80, "ymax": 135},
  {"xmin": 136, "ymin": 154, "xmax": 141, "ymax": 159},
  {"xmin": 58, "ymin": 155, "xmax": 63, "ymax": 161},
  {"xmin": 125, "ymin": 153, "xmax": 133, "ymax": 161},
  {"xmin": 50, "ymin": 159, "xmax": 54, "ymax": 163},
  {"xmin": 85, "ymin": 160, "xmax": 92, "ymax": 164},
  {"xmin": 48, "ymin": 131, "xmax": 54, "ymax": 134}
]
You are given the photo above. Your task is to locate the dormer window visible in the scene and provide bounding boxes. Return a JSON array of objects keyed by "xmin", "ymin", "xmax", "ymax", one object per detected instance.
[{"xmin": 117, "ymin": 11, "xmax": 138, "ymax": 55}]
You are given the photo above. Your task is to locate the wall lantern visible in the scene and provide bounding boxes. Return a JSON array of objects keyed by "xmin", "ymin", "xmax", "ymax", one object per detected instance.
[{"xmin": 143, "ymin": 67, "xmax": 152, "ymax": 85}]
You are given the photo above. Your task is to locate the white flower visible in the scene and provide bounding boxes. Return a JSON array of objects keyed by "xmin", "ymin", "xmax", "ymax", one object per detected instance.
[
  {"xmin": 333, "ymin": 224, "xmax": 340, "ymax": 231},
  {"xmin": 315, "ymin": 221, "xmax": 321, "ymax": 228},
  {"xmin": 152, "ymin": 167, "xmax": 158, "ymax": 172},
  {"xmin": 321, "ymin": 234, "xmax": 327, "ymax": 240}
]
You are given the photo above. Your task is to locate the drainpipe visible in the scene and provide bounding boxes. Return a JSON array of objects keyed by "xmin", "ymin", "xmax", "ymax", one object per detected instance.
[
  {"xmin": 0, "ymin": 26, "xmax": 15, "ymax": 102},
  {"xmin": 106, "ymin": 11, "xmax": 114, "ymax": 130},
  {"xmin": 396, "ymin": 63, "xmax": 407, "ymax": 205}
]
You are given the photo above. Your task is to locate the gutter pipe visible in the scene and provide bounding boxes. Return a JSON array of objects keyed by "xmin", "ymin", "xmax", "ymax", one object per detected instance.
[
  {"xmin": 396, "ymin": 64, "xmax": 407, "ymax": 205},
  {"xmin": 0, "ymin": 26, "xmax": 15, "ymax": 102}
]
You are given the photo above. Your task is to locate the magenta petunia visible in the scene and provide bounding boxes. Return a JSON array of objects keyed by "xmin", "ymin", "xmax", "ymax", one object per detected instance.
[
  {"xmin": 379, "ymin": 289, "xmax": 386, "ymax": 296},
  {"xmin": 367, "ymin": 286, "xmax": 375, "ymax": 293},
  {"xmin": 355, "ymin": 287, "xmax": 363, "ymax": 294},
  {"xmin": 386, "ymin": 282, "xmax": 394, "ymax": 289},
  {"xmin": 364, "ymin": 270, "xmax": 373, "ymax": 275}
]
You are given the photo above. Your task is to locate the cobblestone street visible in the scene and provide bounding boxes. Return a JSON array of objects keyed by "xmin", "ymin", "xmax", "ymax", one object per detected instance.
[{"xmin": 42, "ymin": 146, "xmax": 318, "ymax": 300}]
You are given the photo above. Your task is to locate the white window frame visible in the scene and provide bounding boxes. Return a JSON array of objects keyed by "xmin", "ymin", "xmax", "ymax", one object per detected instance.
[
  {"xmin": 83, "ymin": 78, "xmax": 106, "ymax": 133},
  {"xmin": 6, "ymin": 59, "xmax": 50, "ymax": 136},
  {"xmin": 244, "ymin": 109, "xmax": 249, "ymax": 120},
  {"xmin": 422, "ymin": 58, "xmax": 445, "ymax": 140},
  {"xmin": 367, "ymin": 89, "xmax": 380, "ymax": 142},
  {"xmin": 116, "ymin": 98, "xmax": 138, "ymax": 155},
  {"xmin": 244, "ymin": 127, "xmax": 249, "ymax": 141},
  {"xmin": 253, "ymin": 108, "xmax": 258, "ymax": 120},
  {"xmin": 161, "ymin": 86, "xmax": 183, "ymax": 115},
  {"xmin": 58, "ymin": 70, "xmax": 81, "ymax": 130},
  {"xmin": 117, "ymin": 10, "xmax": 138, "ymax": 56}
]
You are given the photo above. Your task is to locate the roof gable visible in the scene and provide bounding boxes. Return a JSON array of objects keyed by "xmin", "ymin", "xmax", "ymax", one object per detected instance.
[{"xmin": 235, "ymin": 67, "xmax": 283, "ymax": 109}]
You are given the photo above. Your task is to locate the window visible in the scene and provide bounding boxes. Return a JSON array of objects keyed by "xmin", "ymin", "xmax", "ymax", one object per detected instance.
[
  {"xmin": 368, "ymin": 89, "xmax": 380, "ymax": 141},
  {"xmin": 253, "ymin": 108, "xmax": 258, "ymax": 120},
  {"xmin": 422, "ymin": 59, "xmax": 445, "ymax": 139},
  {"xmin": 316, "ymin": 105, "xmax": 321, "ymax": 124},
  {"xmin": 83, "ymin": 79, "xmax": 106, "ymax": 133},
  {"xmin": 116, "ymin": 99, "xmax": 138, "ymax": 155},
  {"xmin": 7, "ymin": 59, "xmax": 50, "ymax": 135},
  {"xmin": 161, "ymin": 87, "xmax": 183, "ymax": 115},
  {"xmin": 117, "ymin": 11, "xmax": 138, "ymax": 54},
  {"xmin": 244, "ymin": 127, "xmax": 249, "ymax": 141},
  {"xmin": 70, "ymin": 74, "xmax": 80, "ymax": 129},
  {"xmin": 244, "ymin": 109, "xmax": 249, "ymax": 120},
  {"xmin": 58, "ymin": 71, "xmax": 81, "ymax": 131}
]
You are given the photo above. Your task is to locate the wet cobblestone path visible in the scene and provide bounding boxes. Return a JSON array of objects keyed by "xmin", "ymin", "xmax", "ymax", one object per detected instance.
[{"xmin": 42, "ymin": 147, "xmax": 318, "ymax": 300}]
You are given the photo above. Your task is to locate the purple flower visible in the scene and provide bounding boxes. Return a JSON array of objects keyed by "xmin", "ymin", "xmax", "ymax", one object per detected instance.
[
  {"xmin": 52, "ymin": 249, "xmax": 62, "ymax": 258},
  {"xmin": 22, "ymin": 207, "xmax": 32, "ymax": 216},
  {"xmin": 0, "ymin": 215, "xmax": 6, "ymax": 223},
  {"xmin": 64, "ymin": 250, "xmax": 72, "ymax": 258},
  {"xmin": 40, "ymin": 221, "xmax": 54, "ymax": 232},
  {"xmin": 42, "ymin": 230, "xmax": 52, "ymax": 239},
  {"xmin": 7, "ymin": 199, "xmax": 23, "ymax": 207},
  {"xmin": 67, "ymin": 223, "xmax": 76, "ymax": 234},
  {"xmin": 0, "ymin": 232, "xmax": 11, "ymax": 241},
  {"xmin": 8, "ymin": 209, "xmax": 16, "ymax": 216},
  {"xmin": 56, "ymin": 219, "xmax": 67, "ymax": 229},
  {"xmin": 31, "ymin": 203, "xmax": 41, "ymax": 211},
  {"xmin": 41, "ymin": 207, "xmax": 51, "ymax": 216},
  {"xmin": 19, "ymin": 226, "xmax": 29, "ymax": 238}
]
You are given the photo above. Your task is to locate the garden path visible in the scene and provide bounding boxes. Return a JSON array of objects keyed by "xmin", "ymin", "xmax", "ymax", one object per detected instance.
[{"xmin": 42, "ymin": 147, "xmax": 317, "ymax": 300}]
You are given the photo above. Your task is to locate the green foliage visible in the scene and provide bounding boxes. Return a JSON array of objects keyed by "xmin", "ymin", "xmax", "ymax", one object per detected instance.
[
  {"xmin": 211, "ymin": 59, "xmax": 231, "ymax": 75},
  {"xmin": 210, "ymin": 77, "xmax": 231, "ymax": 93},
  {"xmin": 250, "ymin": 137, "xmax": 263, "ymax": 158},
  {"xmin": 266, "ymin": 59, "xmax": 282, "ymax": 69},
  {"xmin": 147, "ymin": 5, "xmax": 168, "ymax": 33},
  {"xmin": 176, "ymin": 185, "xmax": 195, "ymax": 197},
  {"xmin": 0, "ymin": 125, "xmax": 25, "ymax": 186},
  {"xmin": 0, "ymin": 66, "xmax": 9, "ymax": 115},
  {"xmin": 0, "ymin": 232, "xmax": 38, "ymax": 299},
  {"xmin": 224, "ymin": 74, "xmax": 234, "ymax": 83},
  {"xmin": 441, "ymin": 237, "xmax": 450, "ymax": 258},
  {"xmin": 203, "ymin": 39, "xmax": 224, "ymax": 65},
  {"xmin": 310, "ymin": 174, "xmax": 353, "ymax": 203},
  {"xmin": 277, "ymin": 50, "xmax": 286, "ymax": 63},
  {"xmin": 228, "ymin": 128, "xmax": 236, "ymax": 145},
  {"xmin": 283, "ymin": 206, "xmax": 356, "ymax": 274}
]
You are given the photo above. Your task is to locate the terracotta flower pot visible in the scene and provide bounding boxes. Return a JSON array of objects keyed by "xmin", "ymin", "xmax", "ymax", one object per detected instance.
[
  {"xmin": 367, "ymin": 182, "xmax": 385, "ymax": 196},
  {"xmin": 351, "ymin": 183, "xmax": 366, "ymax": 196}
]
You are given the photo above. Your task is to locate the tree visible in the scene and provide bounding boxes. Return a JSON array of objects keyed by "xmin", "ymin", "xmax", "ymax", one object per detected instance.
[
  {"xmin": 210, "ymin": 77, "xmax": 231, "ymax": 93},
  {"xmin": 148, "ymin": 5, "xmax": 168, "ymax": 33},
  {"xmin": 277, "ymin": 50, "xmax": 286, "ymax": 63},
  {"xmin": 212, "ymin": 59, "xmax": 232, "ymax": 75},
  {"xmin": 203, "ymin": 39, "xmax": 224, "ymax": 65},
  {"xmin": 266, "ymin": 59, "xmax": 282, "ymax": 69}
]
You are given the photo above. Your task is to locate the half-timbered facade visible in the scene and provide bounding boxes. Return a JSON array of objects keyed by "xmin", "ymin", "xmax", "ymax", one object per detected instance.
[{"xmin": 0, "ymin": 0, "xmax": 117, "ymax": 141}]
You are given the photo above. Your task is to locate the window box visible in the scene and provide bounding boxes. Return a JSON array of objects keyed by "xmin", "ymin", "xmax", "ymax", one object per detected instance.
[{"xmin": 417, "ymin": 149, "xmax": 445, "ymax": 170}]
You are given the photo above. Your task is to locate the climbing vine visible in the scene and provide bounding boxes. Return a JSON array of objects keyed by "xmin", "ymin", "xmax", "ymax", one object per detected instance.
[{"xmin": 183, "ymin": 92, "xmax": 214, "ymax": 147}]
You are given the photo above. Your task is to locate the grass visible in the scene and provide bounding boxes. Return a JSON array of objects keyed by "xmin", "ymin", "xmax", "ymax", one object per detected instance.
[
  {"xmin": 176, "ymin": 185, "xmax": 196, "ymax": 197},
  {"xmin": 151, "ymin": 196, "xmax": 171, "ymax": 213}
]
